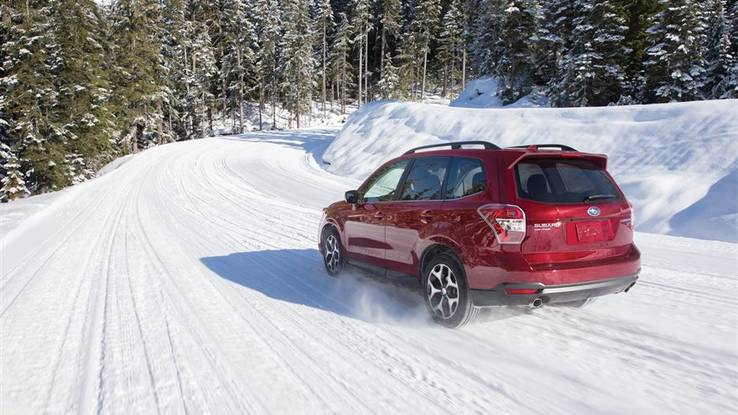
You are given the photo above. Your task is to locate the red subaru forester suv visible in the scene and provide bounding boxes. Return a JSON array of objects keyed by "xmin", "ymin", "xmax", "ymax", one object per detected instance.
[{"xmin": 319, "ymin": 142, "xmax": 640, "ymax": 327}]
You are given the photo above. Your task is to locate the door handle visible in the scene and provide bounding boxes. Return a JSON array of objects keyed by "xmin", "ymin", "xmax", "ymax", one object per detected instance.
[
  {"xmin": 374, "ymin": 211, "xmax": 385, "ymax": 220},
  {"xmin": 420, "ymin": 210, "xmax": 434, "ymax": 223}
]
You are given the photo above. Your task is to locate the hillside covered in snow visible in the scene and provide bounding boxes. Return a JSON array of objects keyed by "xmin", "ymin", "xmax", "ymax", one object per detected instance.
[{"xmin": 324, "ymin": 99, "xmax": 738, "ymax": 242}]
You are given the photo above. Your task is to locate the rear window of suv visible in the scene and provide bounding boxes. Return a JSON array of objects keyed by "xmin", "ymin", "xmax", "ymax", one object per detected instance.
[{"xmin": 515, "ymin": 158, "xmax": 621, "ymax": 203}]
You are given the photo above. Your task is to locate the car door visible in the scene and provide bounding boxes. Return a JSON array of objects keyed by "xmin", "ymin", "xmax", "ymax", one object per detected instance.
[
  {"xmin": 344, "ymin": 159, "xmax": 410, "ymax": 266},
  {"xmin": 433, "ymin": 156, "xmax": 491, "ymax": 256},
  {"xmin": 382, "ymin": 157, "xmax": 450, "ymax": 274}
]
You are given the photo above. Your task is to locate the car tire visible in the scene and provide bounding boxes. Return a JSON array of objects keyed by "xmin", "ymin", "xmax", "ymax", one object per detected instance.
[
  {"xmin": 321, "ymin": 227, "xmax": 344, "ymax": 276},
  {"xmin": 422, "ymin": 253, "xmax": 478, "ymax": 328}
]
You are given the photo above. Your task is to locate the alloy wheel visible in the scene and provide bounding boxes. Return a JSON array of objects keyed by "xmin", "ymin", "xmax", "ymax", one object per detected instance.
[
  {"xmin": 324, "ymin": 234, "xmax": 341, "ymax": 273},
  {"xmin": 426, "ymin": 263, "xmax": 460, "ymax": 320}
]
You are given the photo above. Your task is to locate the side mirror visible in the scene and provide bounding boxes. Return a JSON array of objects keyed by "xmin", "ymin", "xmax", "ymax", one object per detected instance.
[{"xmin": 345, "ymin": 190, "xmax": 359, "ymax": 204}]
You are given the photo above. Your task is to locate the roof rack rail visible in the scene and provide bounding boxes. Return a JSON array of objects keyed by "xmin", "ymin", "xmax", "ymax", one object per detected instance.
[
  {"xmin": 507, "ymin": 144, "xmax": 578, "ymax": 152},
  {"xmin": 404, "ymin": 141, "xmax": 500, "ymax": 155}
]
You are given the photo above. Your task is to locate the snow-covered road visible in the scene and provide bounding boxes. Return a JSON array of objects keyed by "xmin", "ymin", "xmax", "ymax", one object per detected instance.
[{"xmin": 1, "ymin": 128, "xmax": 737, "ymax": 414}]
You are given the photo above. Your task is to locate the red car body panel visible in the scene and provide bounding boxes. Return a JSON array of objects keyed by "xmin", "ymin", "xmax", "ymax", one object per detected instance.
[{"xmin": 320, "ymin": 145, "xmax": 640, "ymax": 305}]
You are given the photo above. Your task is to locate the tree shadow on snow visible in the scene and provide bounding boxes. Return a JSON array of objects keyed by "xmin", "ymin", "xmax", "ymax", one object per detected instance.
[{"xmin": 200, "ymin": 248, "xmax": 529, "ymax": 327}]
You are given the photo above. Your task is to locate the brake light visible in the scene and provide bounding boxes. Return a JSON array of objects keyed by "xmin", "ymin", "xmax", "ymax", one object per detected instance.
[
  {"xmin": 477, "ymin": 204, "xmax": 526, "ymax": 244},
  {"xmin": 621, "ymin": 204, "xmax": 635, "ymax": 230}
]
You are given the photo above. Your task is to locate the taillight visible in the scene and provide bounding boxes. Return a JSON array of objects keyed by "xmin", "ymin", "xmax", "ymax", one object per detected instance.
[
  {"xmin": 477, "ymin": 204, "xmax": 526, "ymax": 244},
  {"xmin": 621, "ymin": 204, "xmax": 635, "ymax": 230}
]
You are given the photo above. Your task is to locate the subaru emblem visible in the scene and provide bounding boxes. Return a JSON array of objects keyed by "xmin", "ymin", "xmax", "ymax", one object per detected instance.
[{"xmin": 587, "ymin": 206, "xmax": 601, "ymax": 217}]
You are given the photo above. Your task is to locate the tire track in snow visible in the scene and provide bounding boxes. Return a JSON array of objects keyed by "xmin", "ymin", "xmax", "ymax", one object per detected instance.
[
  {"xmin": 41, "ymin": 199, "xmax": 127, "ymax": 413},
  {"xmin": 163, "ymin": 147, "xmax": 542, "ymax": 413},
  {"xmin": 75, "ymin": 188, "xmax": 128, "ymax": 414},
  {"xmin": 0, "ymin": 189, "xmax": 114, "ymax": 318},
  {"xmin": 149, "ymin": 157, "xmax": 378, "ymax": 414},
  {"xmin": 130, "ymin": 171, "xmax": 268, "ymax": 414}
]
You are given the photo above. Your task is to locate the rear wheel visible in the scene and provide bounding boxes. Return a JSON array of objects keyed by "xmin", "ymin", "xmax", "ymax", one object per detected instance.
[
  {"xmin": 321, "ymin": 228, "xmax": 344, "ymax": 276},
  {"xmin": 422, "ymin": 253, "xmax": 478, "ymax": 328}
]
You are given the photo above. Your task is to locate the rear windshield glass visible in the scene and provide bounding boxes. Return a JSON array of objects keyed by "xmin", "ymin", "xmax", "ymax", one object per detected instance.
[{"xmin": 515, "ymin": 159, "xmax": 620, "ymax": 203}]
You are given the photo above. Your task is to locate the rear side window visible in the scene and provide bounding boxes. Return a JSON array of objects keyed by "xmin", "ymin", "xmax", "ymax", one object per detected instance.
[
  {"xmin": 400, "ymin": 157, "xmax": 448, "ymax": 200},
  {"xmin": 445, "ymin": 157, "xmax": 486, "ymax": 199},
  {"xmin": 515, "ymin": 159, "xmax": 620, "ymax": 203}
]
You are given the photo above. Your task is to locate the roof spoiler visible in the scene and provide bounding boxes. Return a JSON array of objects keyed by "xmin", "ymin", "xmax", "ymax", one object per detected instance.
[
  {"xmin": 506, "ymin": 149, "xmax": 607, "ymax": 170},
  {"xmin": 507, "ymin": 144, "xmax": 577, "ymax": 152}
]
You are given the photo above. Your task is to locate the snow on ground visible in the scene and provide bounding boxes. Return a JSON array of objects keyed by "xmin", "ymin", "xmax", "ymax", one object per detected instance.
[
  {"xmin": 1, "ymin": 127, "xmax": 736, "ymax": 414},
  {"xmin": 324, "ymin": 99, "xmax": 738, "ymax": 242},
  {"xmin": 450, "ymin": 77, "xmax": 550, "ymax": 108},
  {"xmin": 211, "ymin": 101, "xmax": 355, "ymax": 135}
]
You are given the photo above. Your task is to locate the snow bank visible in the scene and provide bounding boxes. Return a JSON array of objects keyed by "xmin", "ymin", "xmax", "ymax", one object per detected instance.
[
  {"xmin": 97, "ymin": 153, "xmax": 135, "ymax": 176},
  {"xmin": 323, "ymin": 99, "xmax": 738, "ymax": 242},
  {"xmin": 450, "ymin": 77, "xmax": 550, "ymax": 108}
]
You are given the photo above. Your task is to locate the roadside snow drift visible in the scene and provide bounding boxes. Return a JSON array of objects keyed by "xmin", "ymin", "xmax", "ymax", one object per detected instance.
[{"xmin": 324, "ymin": 99, "xmax": 738, "ymax": 242}]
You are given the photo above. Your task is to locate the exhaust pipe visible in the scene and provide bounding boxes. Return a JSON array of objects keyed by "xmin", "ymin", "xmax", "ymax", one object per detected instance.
[{"xmin": 529, "ymin": 297, "xmax": 543, "ymax": 309}]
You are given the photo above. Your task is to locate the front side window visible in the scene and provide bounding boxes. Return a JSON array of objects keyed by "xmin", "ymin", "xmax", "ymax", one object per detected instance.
[
  {"xmin": 362, "ymin": 160, "xmax": 409, "ymax": 202},
  {"xmin": 445, "ymin": 157, "xmax": 486, "ymax": 199},
  {"xmin": 399, "ymin": 157, "xmax": 449, "ymax": 201}
]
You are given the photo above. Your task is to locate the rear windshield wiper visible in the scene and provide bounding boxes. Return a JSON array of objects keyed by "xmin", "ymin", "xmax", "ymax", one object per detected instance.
[{"xmin": 584, "ymin": 194, "xmax": 617, "ymax": 202}]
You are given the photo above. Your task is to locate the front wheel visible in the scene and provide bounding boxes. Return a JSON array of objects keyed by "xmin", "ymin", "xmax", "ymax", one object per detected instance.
[
  {"xmin": 321, "ymin": 228, "xmax": 344, "ymax": 276},
  {"xmin": 422, "ymin": 253, "xmax": 478, "ymax": 328}
]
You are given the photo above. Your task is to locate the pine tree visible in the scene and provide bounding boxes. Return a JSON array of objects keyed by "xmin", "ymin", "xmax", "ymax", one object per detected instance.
[
  {"xmin": 555, "ymin": 0, "xmax": 629, "ymax": 106},
  {"xmin": 189, "ymin": 3, "xmax": 217, "ymax": 137},
  {"xmin": 458, "ymin": 0, "xmax": 478, "ymax": 91},
  {"xmin": 352, "ymin": 0, "xmax": 372, "ymax": 106},
  {"xmin": 470, "ymin": 0, "xmax": 507, "ymax": 76},
  {"xmin": 379, "ymin": 0, "xmax": 401, "ymax": 83},
  {"xmin": 411, "ymin": 0, "xmax": 441, "ymax": 99},
  {"xmin": 157, "ymin": 0, "xmax": 183, "ymax": 142},
  {"xmin": 222, "ymin": 0, "xmax": 257, "ymax": 133},
  {"xmin": 314, "ymin": 0, "xmax": 335, "ymax": 118},
  {"xmin": 438, "ymin": 0, "xmax": 464, "ymax": 97},
  {"xmin": 614, "ymin": 0, "xmax": 661, "ymax": 100},
  {"xmin": 329, "ymin": 12, "xmax": 355, "ymax": 113},
  {"xmin": 377, "ymin": 51, "xmax": 400, "ymax": 98},
  {"xmin": 0, "ymin": 109, "xmax": 9, "ymax": 158},
  {"xmin": 396, "ymin": 4, "xmax": 421, "ymax": 99},
  {"xmin": 496, "ymin": 0, "xmax": 537, "ymax": 103},
  {"xmin": 1, "ymin": 1, "xmax": 67, "ymax": 192},
  {"xmin": 254, "ymin": 0, "xmax": 281, "ymax": 129},
  {"xmin": 0, "ymin": 147, "xmax": 29, "ymax": 202},
  {"xmin": 644, "ymin": 0, "xmax": 706, "ymax": 102},
  {"xmin": 281, "ymin": 0, "xmax": 316, "ymax": 128},
  {"xmin": 533, "ymin": 0, "xmax": 576, "ymax": 87},
  {"xmin": 109, "ymin": 0, "xmax": 167, "ymax": 150},
  {"xmin": 723, "ymin": 1, "xmax": 738, "ymax": 98},
  {"xmin": 51, "ymin": 0, "xmax": 116, "ymax": 181},
  {"xmin": 703, "ymin": 0, "xmax": 734, "ymax": 98}
]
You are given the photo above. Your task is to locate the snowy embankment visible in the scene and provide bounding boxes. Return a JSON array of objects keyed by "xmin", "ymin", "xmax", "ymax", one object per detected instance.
[{"xmin": 324, "ymin": 99, "xmax": 738, "ymax": 242}]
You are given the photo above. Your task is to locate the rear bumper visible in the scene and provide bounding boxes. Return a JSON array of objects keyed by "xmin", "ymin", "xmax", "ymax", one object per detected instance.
[{"xmin": 470, "ymin": 273, "xmax": 639, "ymax": 307}]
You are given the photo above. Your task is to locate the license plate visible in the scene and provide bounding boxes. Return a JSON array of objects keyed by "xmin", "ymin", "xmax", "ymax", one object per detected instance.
[{"xmin": 576, "ymin": 222, "xmax": 606, "ymax": 242}]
